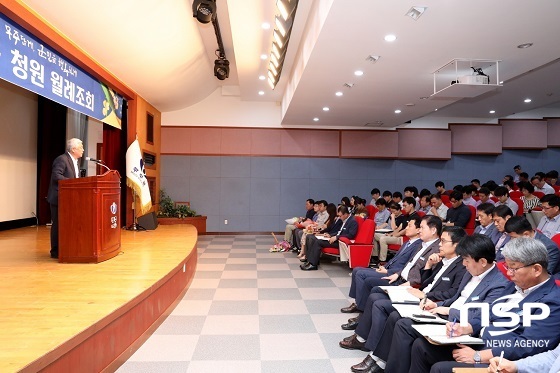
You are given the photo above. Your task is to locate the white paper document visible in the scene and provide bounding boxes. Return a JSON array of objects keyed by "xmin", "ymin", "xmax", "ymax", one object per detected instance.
[
  {"xmin": 411, "ymin": 324, "xmax": 484, "ymax": 345},
  {"xmin": 378, "ymin": 286, "xmax": 420, "ymax": 304}
]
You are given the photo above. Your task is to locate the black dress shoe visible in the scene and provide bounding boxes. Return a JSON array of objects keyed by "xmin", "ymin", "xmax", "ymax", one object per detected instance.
[
  {"xmin": 341, "ymin": 302, "xmax": 359, "ymax": 313},
  {"xmin": 351, "ymin": 354, "xmax": 381, "ymax": 373},
  {"xmin": 301, "ymin": 262, "xmax": 318, "ymax": 271},
  {"xmin": 50, "ymin": 250, "xmax": 58, "ymax": 259},
  {"xmin": 341, "ymin": 319, "xmax": 359, "ymax": 330},
  {"xmin": 339, "ymin": 334, "xmax": 368, "ymax": 351},
  {"xmin": 348, "ymin": 315, "xmax": 360, "ymax": 323},
  {"xmin": 342, "ymin": 333, "xmax": 356, "ymax": 342}
]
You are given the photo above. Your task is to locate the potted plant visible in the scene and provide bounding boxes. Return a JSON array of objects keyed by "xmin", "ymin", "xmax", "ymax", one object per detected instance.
[{"xmin": 157, "ymin": 190, "xmax": 206, "ymax": 234}]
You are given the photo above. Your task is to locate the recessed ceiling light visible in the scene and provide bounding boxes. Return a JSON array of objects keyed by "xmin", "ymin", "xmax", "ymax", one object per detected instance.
[
  {"xmin": 384, "ymin": 34, "xmax": 397, "ymax": 42},
  {"xmin": 489, "ymin": 110, "xmax": 496, "ymax": 114},
  {"xmin": 335, "ymin": 91, "xmax": 343, "ymax": 97},
  {"xmin": 258, "ymin": 75, "xmax": 265, "ymax": 80},
  {"xmin": 499, "ymin": 81, "xmax": 504, "ymax": 84},
  {"xmin": 405, "ymin": 6, "xmax": 427, "ymax": 20},
  {"xmin": 524, "ymin": 98, "xmax": 532, "ymax": 103},
  {"xmin": 260, "ymin": 54, "xmax": 268, "ymax": 60},
  {"xmin": 354, "ymin": 70, "xmax": 364, "ymax": 76},
  {"xmin": 434, "ymin": 108, "xmax": 438, "ymax": 111},
  {"xmin": 313, "ymin": 117, "xmax": 319, "ymax": 122},
  {"xmin": 258, "ymin": 91, "xmax": 265, "ymax": 96},
  {"xmin": 405, "ymin": 103, "xmax": 415, "ymax": 107},
  {"xmin": 517, "ymin": 43, "xmax": 533, "ymax": 49},
  {"xmin": 323, "ymin": 107, "xmax": 330, "ymax": 111},
  {"xmin": 261, "ymin": 22, "xmax": 270, "ymax": 30},
  {"xmin": 394, "ymin": 109, "xmax": 401, "ymax": 114}
]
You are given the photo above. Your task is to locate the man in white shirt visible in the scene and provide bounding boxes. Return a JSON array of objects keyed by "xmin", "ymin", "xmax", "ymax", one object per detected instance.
[
  {"xmin": 537, "ymin": 195, "xmax": 560, "ymax": 239},
  {"xmin": 429, "ymin": 194, "xmax": 449, "ymax": 221},
  {"xmin": 494, "ymin": 186, "xmax": 519, "ymax": 215},
  {"xmin": 532, "ymin": 175, "xmax": 555, "ymax": 195}
]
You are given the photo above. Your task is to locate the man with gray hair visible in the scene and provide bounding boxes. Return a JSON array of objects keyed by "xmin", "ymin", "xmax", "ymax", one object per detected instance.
[
  {"xmin": 47, "ymin": 138, "xmax": 84, "ymax": 259},
  {"xmin": 411, "ymin": 237, "xmax": 560, "ymax": 373}
]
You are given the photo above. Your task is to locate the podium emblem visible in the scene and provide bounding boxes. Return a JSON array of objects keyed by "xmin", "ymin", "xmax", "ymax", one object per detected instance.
[{"xmin": 110, "ymin": 202, "xmax": 117, "ymax": 215}]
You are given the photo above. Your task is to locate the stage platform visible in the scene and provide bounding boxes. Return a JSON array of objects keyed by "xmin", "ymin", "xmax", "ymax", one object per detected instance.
[{"xmin": 0, "ymin": 224, "xmax": 198, "ymax": 372}]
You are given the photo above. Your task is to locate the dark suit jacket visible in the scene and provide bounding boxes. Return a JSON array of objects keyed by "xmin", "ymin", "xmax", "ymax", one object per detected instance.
[
  {"xmin": 474, "ymin": 278, "xmax": 560, "ymax": 361},
  {"xmin": 336, "ymin": 215, "xmax": 358, "ymax": 240},
  {"xmin": 399, "ymin": 239, "xmax": 441, "ymax": 287},
  {"xmin": 386, "ymin": 238, "xmax": 423, "ymax": 276},
  {"xmin": 494, "ymin": 233, "xmax": 511, "ymax": 262},
  {"xmin": 535, "ymin": 231, "xmax": 560, "ymax": 275},
  {"xmin": 419, "ymin": 257, "xmax": 466, "ymax": 301},
  {"xmin": 47, "ymin": 153, "xmax": 77, "ymax": 205},
  {"xmin": 474, "ymin": 223, "xmax": 498, "ymax": 241},
  {"xmin": 444, "ymin": 266, "xmax": 510, "ymax": 321}
]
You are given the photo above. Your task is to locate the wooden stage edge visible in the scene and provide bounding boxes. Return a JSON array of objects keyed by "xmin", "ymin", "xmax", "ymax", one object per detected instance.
[{"xmin": 0, "ymin": 225, "xmax": 198, "ymax": 373}]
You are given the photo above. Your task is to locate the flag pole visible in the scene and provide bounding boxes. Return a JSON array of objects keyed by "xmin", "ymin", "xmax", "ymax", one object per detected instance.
[{"xmin": 126, "ymin": 189, "xmax": 146, "ymax": 231}]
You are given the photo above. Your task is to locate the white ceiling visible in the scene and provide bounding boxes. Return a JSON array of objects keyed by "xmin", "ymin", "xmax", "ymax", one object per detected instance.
[{"xmin": 20, "ymin": 0, "xmax": 560, "ymax": 129}]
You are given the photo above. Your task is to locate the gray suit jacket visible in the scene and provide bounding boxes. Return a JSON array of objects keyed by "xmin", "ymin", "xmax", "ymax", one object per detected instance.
[{"xmin": 401, "ymin": 239, "xmax": 441, "ymax": 287}]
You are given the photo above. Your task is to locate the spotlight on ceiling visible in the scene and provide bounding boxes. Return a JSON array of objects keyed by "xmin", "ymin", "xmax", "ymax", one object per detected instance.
[
  {"xmin": 214, "ymin": 58, "xmax": 229, "ymax": 80},
  {"xmin": 192, "ymin": 0, "xmax": 216, "ymax": 24}
]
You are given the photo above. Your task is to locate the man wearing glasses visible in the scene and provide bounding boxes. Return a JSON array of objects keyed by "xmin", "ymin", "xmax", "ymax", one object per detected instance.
[{"xmin": 537, "ymin": 195, "xmax": 560, "ymax": 239}]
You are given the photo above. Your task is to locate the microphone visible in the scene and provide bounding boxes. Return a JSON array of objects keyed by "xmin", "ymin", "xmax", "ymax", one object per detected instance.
[
  {"xmin": 85, "ymin": 156, "xmax": 111, "ymax": 172},
  {"xmin": 85, "ymin": 156, "xmax": 104, "ymax": 163}
]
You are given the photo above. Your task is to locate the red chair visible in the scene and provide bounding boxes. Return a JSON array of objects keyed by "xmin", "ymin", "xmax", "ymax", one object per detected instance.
[
  {"xmin": 465, "ymin": 205, "xmax": 476, "ymax": 235},
  {"xmin": 534, "ymin": 191, "xmax": 545, "ymax": 199},
  {"xmin": 553, "ymin": 185, "xmax": 560, "ymax": 193},
  {"xmin": 490, "ymin": 196, "xmax": 499, "ymax": 203},
  {"xmin": 322, "ymin": 219, "xmax": 375, "ymax": 268},
  {"xmin": 509, "ymin": 190, "xmax": 522, "ymax": 199},
  {"xmin": 441, "ymin": 194, "xmax": 451, "ymax": 206},
  {"xmin": 366, "ymin": 205, "xmax": 378, "ymax": 220},
  {"xmin": 551, "ymin": 233, "xmax": 560, "ymax": 249},
  {"xmin": 496, "ymin": 261, "xmax": 512, "ymax": 281},
  {"xmin": 511, "ymin": 198, "xmax": 524, "ymax": 216},
  {"xmin": 416, "ymin": 211, "xmax": 426, "ymax": 217},
  {"xmin": 388, "ymin": 234, "xmax": 409, "ymax": 252}
]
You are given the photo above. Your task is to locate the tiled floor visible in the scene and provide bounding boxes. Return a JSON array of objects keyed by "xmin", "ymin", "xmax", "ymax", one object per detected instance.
[{"xmin": 116, "ymin": 235, "xmax": 366, "ymax": 373}]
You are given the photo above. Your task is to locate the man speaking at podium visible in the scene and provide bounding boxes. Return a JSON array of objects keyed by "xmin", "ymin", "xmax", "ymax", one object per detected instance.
[{"xmin": 46, "ymin": 138, "xmax": 84, "ymax": 259}]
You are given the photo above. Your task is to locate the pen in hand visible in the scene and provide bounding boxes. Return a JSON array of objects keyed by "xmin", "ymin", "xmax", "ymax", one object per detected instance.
[
  {"xmin": 421, "ymin": 297, "xmax": 427, "ymax": 310},
  {"xmin": 449, "ymin": 318, "xmax": 457, "ymax": 338},
  {"xmin": 496, "ymin": 350, "xmax": 504, "ymax": 372}
]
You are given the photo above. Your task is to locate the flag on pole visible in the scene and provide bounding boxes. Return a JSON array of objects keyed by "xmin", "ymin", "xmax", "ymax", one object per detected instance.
[{"xmin": 126, "ymin": 139, "xmax": 152, "ymax": 216}]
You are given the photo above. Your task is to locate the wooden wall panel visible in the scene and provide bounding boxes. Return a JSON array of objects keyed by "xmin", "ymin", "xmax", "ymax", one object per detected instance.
[
  {"xmin": 397, "ymin": 129, "xmax": 451, "ymax": 159},
  {"xmin": 221, "ymin": 128, "xmax": 252, "ymax": 155},
  {"xmin": 190, "ymin": 128, "xmax": 222, "ymax": 154},
  {"xmin": 501, "ymin": 119, "xmax": 547, "ymax": 149},
  {"xmin": 340, "ymin": 131, "xmax": 398, "ymax": 158},
  {"xmin": 449, "ymin": 124, "xmax": 502, "ymax": 154},
  {"xmin": 250, "ymin": 129, "xmax": 283, "ymax": 155},
  {"xmin": 281, "ymin": 130, "xmax": 339, "ymax": 157},
  {"xmin": 161, "ymin": 127, "xmax": 192, "ymax": 154},
  {"xmin": 546, "ymin": 118, "xmax": 560, "ymax": 147}
]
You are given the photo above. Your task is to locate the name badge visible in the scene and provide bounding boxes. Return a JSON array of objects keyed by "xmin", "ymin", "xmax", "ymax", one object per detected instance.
[
  {"xmin": 419, "ymin": 257, "xmax": 425, "ymax": 261},
  {"xmin": 471, "ymin": 296, "xmax": 480, "ymax": 301},
  {"xmin": 442, "ymin": 277, "xmax": 450, "ymax": 281}
]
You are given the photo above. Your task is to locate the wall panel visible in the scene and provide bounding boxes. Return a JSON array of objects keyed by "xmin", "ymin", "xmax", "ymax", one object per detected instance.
[
  {"xmin": 501, "ymin": 119, "xmax": 547, "ymax": 149},
  {"xmin": 450, "ymin": 124, "xmax": 502, "ymax": 154},
  {"xmin": 398, "ymin": 129, "xmax": 451, "ymax": 160}
]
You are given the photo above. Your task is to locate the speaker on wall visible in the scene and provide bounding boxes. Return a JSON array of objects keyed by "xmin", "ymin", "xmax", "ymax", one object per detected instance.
[{"xmin": 137, "ymin": 212, "xmax": 158, "ymax": 230}]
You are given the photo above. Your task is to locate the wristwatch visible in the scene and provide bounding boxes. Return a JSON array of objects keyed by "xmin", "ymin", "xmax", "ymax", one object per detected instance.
[{"xmin": 473, "ymin": 351, "xmax": 481, "ymax": 364}]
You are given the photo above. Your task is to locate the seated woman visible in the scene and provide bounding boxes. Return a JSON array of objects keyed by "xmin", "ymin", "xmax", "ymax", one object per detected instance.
[
  {"xmin": 298, "ymin": 203, "xmax": 337, "ymax": 262},
  {"xmin": 354, "ymin": 197, "xmax": 369, "ymax": 218},
  {"xmin": 519, "ymin": 180, "xmax": 541, "ymax": 213}
]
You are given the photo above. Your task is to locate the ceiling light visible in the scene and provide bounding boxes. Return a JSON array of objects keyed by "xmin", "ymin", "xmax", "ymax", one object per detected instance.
[
  {"xmin": 524, "ymin": 98, "xmax": 532, "ymax": 103},
  {"xmin": 517, "ymin": 43, "xmax": 533, "ymax": 49},
  {"xmin": 394, "ymin": 109, "xmax": 401, "ymax": 114},
  {"xmin": 259, "ymin": 75, "xmax": 265, "ymax": 80},
  {"xmin": 354, "ymin": 70, "xmax": 364, "ymax": 76},
  {"xmin": 271, "ymin": 53, "xmax": 280, "ymax": 68},
  {"xmin": 258, "ymin": 91, "xmax": 265, "ymax": 96},
  {"xmin": 405, "ymin": 6, "xmax": 427, "ymax": 20},
  {"xmin": 434, "ymin": 108, "xmax": 438, "ymax": 111},
  {"xmin": 323, "ymin": 107, "xmax": 330, "ymax": 111},
  {"xmin": 261, "ymin": 22, "xmax": 270, "ymax": 29},
  {"xmin": 260, "ymin": 54, "xmax": 268, "ymax": 60},
  {"xmin": 489, "ymin": 110, "xmax": 496, "ymax": 114},
  {"xmin": 192, "ymin": 0, "xmax": 216, "ymax": 24},
  {"xmin": 268, "ymin": 77, "xmax": 275, "ymax": 89},
  {"xmin": 499, "ymin": 81, "xmax": 504, "ymax": 84},
  {"xmin": 335, "ymin": 91, "xmax": 343, "ymax": 97},
  {"xmin": 384, "ymin": 34, "xmax": 397, "ymax": 42},
  {"xmin": 313, "ymin": 117, "xmax": 319, "ymax": 122},
  {"xmin": 273, "ymin": 30, "xmax": 285, "ymax": 48},
  {"xmin": 277, "ymin": 0, "xmax": 297, "ymax": 21},
  {"xmin": 275, "ymin": 16, "xmax": 293, "ymax": 38},
  {"xmin": 269, "ymin": 63, "xmax": 278, "ymax": 76},
  {"xmin": 366, "ymin": 55, "xmax": 380, "ymax": 63},
  {"xmin": 214, "ymin": 58, "xmax": 229, "ymax": 80}
]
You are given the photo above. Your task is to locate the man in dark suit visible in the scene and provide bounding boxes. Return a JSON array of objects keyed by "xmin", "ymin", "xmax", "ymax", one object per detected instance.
[
  {"xmin": 339, "ymin": 226, "xmax": 467, "ymax": 354},
  {"xmin": 473, "ymin": 203, "xmax": 498, "ymax": 242},
  {"xmin": 445, "ymin": 191, "xmax": 472, "ymax": 228},
  {"xmin": 301, "ymin": 205, "xmax": 357, "ymax": 270},
  {"xmin": 412, "ymin": 237, "xmax": 560, "ymax": 373},
  {"xmin": 358, "ymin": 234, "xmax": 508, "ymax": 373},
  {"xmin": 46, "ymin": 138, "xmax": 84, "ymax": 258}
]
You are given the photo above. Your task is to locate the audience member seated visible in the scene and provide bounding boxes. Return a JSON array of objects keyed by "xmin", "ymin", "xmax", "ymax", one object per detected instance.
[
  {"xmin": 369, "ymin": 188, "xmax": 381, "ymax": 206},
  {"xmin": 291, "ymin": 201, "xmax": 320, "ymax": 252},
  {"xmin": 392, "ymin": 191, "xmax": 403, "ymax": 208},
  {"xmin": 339, "ymin": 227, "xmax": 467, "ymax": 363},
  {"xmin": 471, "ymin": 178, "xmax": 481, "ymax": 192},
  {"xmin": 282, "ymin": 198, "xmax": 315, "ymax": 248},
  {"xmin": 404, "ymin": 186, "xmax": 420, "ymax": 205},
  {"xmin": 513, "ymin": 164, "xmax": 522, "ymax": 182},
  {"xmin": 488, "ymin": 342, "xmax": 560, "ymax": 373},
  {"xmin": 411, "ymin": 238, "xmax": 560, "ymax": 373},
  {"xmin": 341, "ymin": 196, "xmax": 351, "ymax": 207},
  {"xmin": 382, "ymin": 190, "xmax": 392, "ymax": 203},
  {"xmin": 519, "ymin": 180, "xmax": 542, "ymax": 213},
  {"xmin": 353, "ymin": 234, "xmax": 509, "ymax": 373},
  {"xmin": 532, "ymin": 175, "xmax": 556, "ymax": 195},
  {"xmin": 373, "ymin": 198, "xmax": 417, "ymax": 265},
  {"xmin": 417, "ymin": 195, "xmax": 431, "ymax": 215},
  {"xmin": 373, "ymin": 198, "xmax": 391, "ymax": 230},
  {"xmin": 300, "ymin": 205, "xmax": 358, "ymax": 271},
  {"xmin": 494, "ymin": 186, "xmax": 519, "ymax": 215},
  {"xmin": 505, "ymin": 216, "xmax": 560, "ymax": 276},
  {"xmin": 444, "ymin": 191, "xmax": 472, "ymax": 228},
  {"xmin": 435, "ymin": 181, "xmax": 449, "ymax": 196},
  {"xmin": 462, "ymin": 185, "xmax": 479, "ymax": 207},
  {"xmin": 429, "ymin": 194, "xmax": 449, "ymax": 221},
  {"xmin": 537, "ymin": 194, "xmax": 560, "ymax": 239},
  {"xmin": 502, "ymin": 174, "xmax": 514, "ymax": 186},
  {"xmin": 478, "ymin": 187, "xmax": 496, "ymax": 206},
  {"xmin": 474, "ymin": 203, "xmax": 498, "ymax": 241},
  {"xmin": 493, "ymin": 205, "xmax": 514, "ymax": 261},
  {"xmin": 519, "ymin": 171, "xmax": 530, "ymax": 183},
  {"xmin": 297, "ymin": 202, "xmax": 336, "ymax": 262},
  {"xmin": 353, "ymin": 197, "xmax": 369, "ymax": 218},
  {"xmin": 546, "ymin": 170, "xmax": 559, "ymax": 186}
]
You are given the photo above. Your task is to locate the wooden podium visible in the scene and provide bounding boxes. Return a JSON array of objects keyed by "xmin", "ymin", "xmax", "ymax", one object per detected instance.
[{"xmin": 58, "ymin": 170, "xmax": 122, "ymax": 263}]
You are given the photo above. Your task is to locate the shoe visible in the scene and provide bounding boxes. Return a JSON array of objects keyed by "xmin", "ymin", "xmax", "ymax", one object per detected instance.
[
  {"xmin": 342, "ymin": 333, "xmax": 356, "ymax": 342},
  {"xmin": 339, "ymin": 334, "xmax": 368, "ymax": 351},
  {"xmin": 341, "ymin": 320, "xmax": 359, "ymax": 330},
  {"xmin": 50, "ymin": 250, "xmax": 58, "ymax": 259},
  {"xmin": 299, "ymin": 256, "xmax": 307, "ymax": 262},
  {"xmin": 348, "ymin": 315, "xmax": 360, "ymax": 323},
  {"xmin": 351, "ymin": 355, "xmax": 382, "ymax": 373},
  {"xmin": 341, "ymin": 303, "xmax": 359, "ymax": 313},
  {"xmin": 300, "ymin": 262, "xmax": 318, "ymax": 271}
]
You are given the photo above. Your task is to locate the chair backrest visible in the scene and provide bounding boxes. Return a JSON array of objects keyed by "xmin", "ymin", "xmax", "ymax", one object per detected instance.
[
  {"xmin": 553, "ymin": 185, "xmax": 560, "ymax": 193},
  {"xmin": 533, "ymin": 191, "xmax": 545, "ymax": 199},
  {"xmin": 353, "ymin": 219, "xmax": 375, "ymax": 244},
  {"xmin": 551, "ymin": 233, "xmax": 560, "ymax": 249},
  {"xmin": 509, "ymin": 190, "xmax": 522, "ymax": 199},
  {"xmin": 416, "ymin": 211, "xmax": 426, "ymax": 217},
  {"xmin": 490, "ymin": 196, "xmax": 499, "ymax": 203},
  {"xmin": 465, "ymin": 205, "xmax": 476, "ymax": 234},
  {"xmin": 512, "ymin": 198, "xmax": 524, "ymax": 216},
  {"xmin": 440, "ymin": 195, "xmax": 452, "ymax": 208},
  {"xmin": 496, "ymin": 261, "xmax": 512, "ymax": 281},
  {"xmin": 366, "ymin": 205, "xmax": 378, "ymax": 220},
  {"xmin": 354, "ymin": 215, "xmax": 364, "ymax": 227},
  {"xmin": 531, "ymin": 210, "xmax": 545, "ymax": 227}
]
